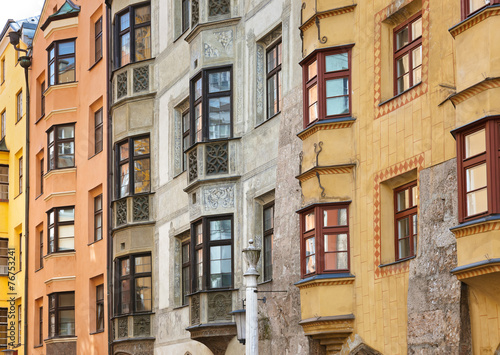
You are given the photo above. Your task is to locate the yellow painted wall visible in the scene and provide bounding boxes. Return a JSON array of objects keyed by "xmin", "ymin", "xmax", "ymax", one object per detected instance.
[{"xmin": 0, "ymin": 28, "xmax": 27, "ymax": 354}]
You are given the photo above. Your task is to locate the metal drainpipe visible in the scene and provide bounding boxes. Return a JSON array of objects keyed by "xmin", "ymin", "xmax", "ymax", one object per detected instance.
[{"xmin": 105, "ymin": 2, "xmax": 113, "ymax": 355}]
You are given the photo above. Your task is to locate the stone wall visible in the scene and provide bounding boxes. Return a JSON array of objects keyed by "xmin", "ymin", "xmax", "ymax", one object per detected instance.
[{"xmin": 407, "ymin": 158, "xmax": 471, "ymax": 354}]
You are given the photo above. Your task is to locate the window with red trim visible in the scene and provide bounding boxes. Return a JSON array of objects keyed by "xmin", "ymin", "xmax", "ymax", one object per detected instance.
[
  {"xmin": 301, "ymin": 47, "xmax": 352, "ymax": 127},
  {"xmin": 300, "ymin": 203, "xmax": 349, "ymax": 277},
  {"xmin": 455, "ymin": 116, "xmax": 500, "ymax": 222},
  {"xmin": 394, "ymin": 182, "xmax": 418, "ymax": 261},
  {"xmin": 394, "ymin": 13, "xmax": 422, "ymax": 95},
  {"xmin": 462, "ymin": 0, "xmax": 499, "ymax": 19}
]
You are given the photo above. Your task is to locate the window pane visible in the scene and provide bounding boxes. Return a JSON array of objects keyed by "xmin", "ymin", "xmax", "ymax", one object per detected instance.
[
  {"xmin": 324, "ymin": 234, "xmax": 348, "ymax": 252},
  {"xmin": 325, "ymin": 53, "xmax": 348, "ymax": 72},
  {"xmin": 326, "ymin": 78, "xmax": 348, "ymax": 98},
  {"xmin": 264, "ymin": 233, "xmax": 273, "ymax": 280},
  {"xmin": 397, "ymin": 189, "xmax": 410, "ymax": 211},
  {"xmin": 308, "ymin": 60, "xmax": 317, "ymax": 80},
  {"xmin": 120, "ymin": 13, "xmax": 130, "ymax": 31},
  {"xmin": 49, "ymin": 63, "xmax": 55, "ymax": 86},
  {"xmin": 210, "ymin": 245, "xmax": 231, "ymax": 288},
  {"xmin": 465, "ymin": 129, "xmax": 486, "ymax": 158},
  {"xmin": 135, "ymin": 5, "xmax": 151, "ymax": 24},
  {"xmin": 194, "ymin": 78, "xmax": 202, "ymax": 100},
  {"xmin": 135, "ymin": 26, "xmax": 151, "ymax": 61},
  {"xmin": 267, "ymin": 47, "xmax": 277, "ymax": 73},
  {"xmin": 135, "ymin": 255, "xmax": 151, "ymax": 273},
  {"xmin": 467, "ymin": 188, "xmax": 488, "ymax": 216},
  {"xmin": 182, "ymin": 243, "xmax": 190, "ymax": 262},
  {"xmin": 308, "ymin": 84, "xmax": 318, "ymax": 122},
  {"xmin": 57, "ymin": 142, "xmax": 75, "ymax": 167},
  {"xmin": 134, "ymin": 138, "xmax": 150, "ymax": 156},
  {"xmin": 196, "ymin": 249, "xmax": 203, "ymax": 290},
  {"xmin": 323, "ymin": 208, "xmax": 347, "ymax": 226},
  {"xmin": 412, "ymin": 46, "xmax": 422, "ymax": 69},
  {"xmin": 182, "ymin": 266, "xmax": 190, "ymax": 304},
  {"xmin": 411, "ymin": 186, "xmax": 418, "ymax": 207},
  {"xmin": 59, "ymin": 293, "xmax": 75, "ymax": 307},
  {"xmin": 264, "ymin": 206, "xmax": 274, "ymax": 231},
  {"xmin": 58, "ymin": 126, "xmax": 74, "ymax": 139},
  {"xmin": 120, "ymin": 32, "xmax": 131, "ymax": 66},
  {"xmin": 305, "ymin": 255, "xmax": 315, "ymax": 273},
  {"xmin": 120, "ymin": 142, "xmax": 129, "ymax": 161},
  {"xmin": 121, "ymin": 279, "xmax": 130, "ymax": 313},
  {"xmin": 397, "ymin": 54, "xmax": 409, "ymax": 77},
  {"xmin": 304, "ymin": 211, "xmax": 315, "ymax": 231},
  {"xmin": 398, "ymin": 238, "xmax": 410, "ymax": 259},
  {"xmin": 195, "ymin": 103, "xmax": 202, "ymax": 142},
  {"xmin": 267, "ymin": 74, "xmax": 278, "ymax": 117},
  {"xmin": 134, "ymin": 158, "xmax": 150, "ymax": 194},
  {"xmin": 182, "ymin": 112, "xmax": 190, "ymax": 133},
  {"xmin": 121, "ymin": 258, "xmax": 130, "ymax": 276},
  {"xmin": 326, "ymin": 96, "xmax": 349, "ymax": 116},
  {"xmin": 411, "ymin": 18, "xmax": 422, "ymax": 40},
  {"xmin": 58, "ymin": 42, "xmax": 75, "ymax": 55},
  {"xmin": 135, "ymin": 277, "xmax": 152, "ymax": 311},
  {"xmin": 58, "ymin": 58, "xmax": 75, "ymax": 83},
  {"xmin": 97, "ymin": 303, "xmax": 104, "ymax": 330},
  {"xmin": 120, "ymin": 164, "xmax": 129, "ymax": 197},
  {"xmin": 196, "ymin": 223, "xmax": 203, "ymax": 244},
  {"xmin": 397, "ymin": 74, "xmax": 410, "ymax": 94},
  {"xmin": 210, "ymin": 219, "xmax": 231, "ymax": 240},
  {"xmin": 208, "ymin": 71, "xmax": 231, "ymax": 93},
  {"xmin": 396, "ymin": 26, "xmax": 409, "ymax": 50},
  {"xmin": 466, "ymin": 163, "xmax": 487, "ymax": 192},
  {"xmin": 58, "ymin": 207, "xmax": 74, "ymax": 222},
  {"xmin": 58, "ymin": 310, "xmax": 75, "ymax": 336},
  {"xmin": 324, "ymin": 251, "xmax": 348, "ymax": 270},
  {"xmin": 398, "ymin": 217, "xmax": 410, "ymax": 238},
  {"xmin": 469, "ymin": 0, "xmax": 489, "ymax": 13},
  {"xmin": 305, "ymin": 237, "xmax": 315, "ymax": 257},
  {"xmin": 208, "ymin": 96, "xmax": 231, "ymax": 140}
]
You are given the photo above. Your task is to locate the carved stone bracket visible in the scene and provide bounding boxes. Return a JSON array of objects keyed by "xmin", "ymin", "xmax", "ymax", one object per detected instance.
[
  {"xmin": 207, "ymin": 292, "xmax": 232, "ymax": 322},
  {"xmin": 186, "ymin": 323, "xmax": 237, "ymax": 355}
]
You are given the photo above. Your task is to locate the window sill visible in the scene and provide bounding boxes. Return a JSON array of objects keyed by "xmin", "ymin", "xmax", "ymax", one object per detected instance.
[
  {"xmin": 188, "ymin": 288, "xmax": 238, "ymax": 297},
  {"xmin": 111, "ymin": 311, "xmax": 154, "ymax": 320},
  {"xmin": 379, "ymin": 81, "xmax": 422, "ymax": 107},
  {"xmin": 44, "ymin": 167, "xmax": 77, "ymax": 180},
  {"xmin": 43, "ymin": 251, "xmax": 76, "ymax": 260},
  {"xmin": 255, "ymin": 112, "xmax": 280, "ymax": 129},
  {"xmin": 89, "ymin": 150, "xmax": 103, "ymax": 160},
  {"xmin": 44, "ymin": 336, "xmax": 77, "ymax": 344},
  {"xmin": 297, "ymin": 116, "xmax": 356, "ymax": 140},
  {"xmin": 258, "ymin": 279, "xmax": 273, "ymax": 286},
  {"xmin": 34, "ymin": 344, "xmax": 43, "ymax": 348},
  {"xmin": 35, "ymin": 193, "xmax": 43, "ymax": 200},
  {"xmin": 88, "ymin": 238, "xmax": 103, "ymax": 246},
  {"xmin": 379, "ymin": 255, "xmax": 416, "ymax": 268},
  {"xmin": 173, "ymin": 169, "xmax": 187, "ymax": 180},
  {"xmin": 35, "ymin": 266, "xmax": 44, "ymax": 273},
  {"xmin": 172, "ymin": 304, "xmax": 189, "ymax": 310},
  {"xmin": 295, "ymin": 273, "xmax": 355, "ymax": 287},
  {"xmin": 14, "ymin": 192, "xmax": 22, "ymax": 200},
  {"xmin": 173, "ymin": 27, "xmax": 190, "ymax": 43},
  {"xmin": 44, "ymin": 81, "xmax": 78, "ymax": 97},
  {"xmin": 89, "ymin": 57, "xmax": 102, "ymax": 71},
  {"xmin": 90, "ymin": 329, "xmax": 105, "ymax": 335},
  {"xmin": 35, "ymin": 114, "xmax": 45, "ymax": 124}
]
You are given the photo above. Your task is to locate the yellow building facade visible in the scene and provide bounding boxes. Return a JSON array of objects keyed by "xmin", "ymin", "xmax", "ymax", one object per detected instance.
[
  {"xmin": 297, "ymin": 0, "xmax": 500, "ymax": 353},
  {"xmin": 0, "ymin": 17, "xmax": 38, "ymax": 354}
]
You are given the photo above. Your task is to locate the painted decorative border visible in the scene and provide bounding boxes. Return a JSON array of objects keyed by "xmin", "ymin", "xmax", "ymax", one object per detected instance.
[
  {"xmin": 373, "ymin": 0, "xmax": 430, "ymax": 119},
  {"xmin": 453, "ymin": 263, "xmax": 500, "ymax": 280},
  {"xmin": 298, "ymin": 121, "xmax": 355, "ymax": 140},
  {"xmin": 301, "ymin": 5, "xmax": 357, "ymax": 32},
  {"xmin": 452, "ymin": 221, "xmax": 500, "ymax": 238},
  {"xmin": 373, "ymin": 154, "xmax": 425, "ymax": 279},
  {"xmin": 297, "ymin": 165, "xmax": 355, "ymax": 183},
  {"xmin": 450, "ymin": 7, "xmax": 500, "ymax": 38},
  {"xmin": 300, "ymin": 318, "xmax": 354, "ymax": 335},
  {"xmin": 296, "ymin": 278, "xmax": 355, "ymax": 289},
  {"xmin": 447, "ymin": 77, "xmax": 500, "ymax": 106}
]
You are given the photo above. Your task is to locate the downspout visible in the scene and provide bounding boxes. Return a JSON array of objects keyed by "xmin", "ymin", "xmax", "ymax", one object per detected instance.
[{"xmin": 105, "ymin": 2, "xmax": 113, "ymax": 355}]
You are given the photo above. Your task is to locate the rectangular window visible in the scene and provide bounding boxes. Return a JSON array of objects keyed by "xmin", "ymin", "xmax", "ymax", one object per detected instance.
[
  {"xmin": 38, "ymin": 306, "xmax": 43, "ymax": 345},
  {"xmin": 181, "ymin": 241, "xmax": 190, "ymax": 305},
  {"xmin": 95, "ymin": 108, "xmax": 103, "ymax": 155},
  {"xmin": 394, "ymin": 13, "xmax": 422, "ymax": 95},
  {"xmin": 48, "ymin": 124, "xmax": 75, "ymax": 170},
  {"xmin": 48, "ymin": 292, "xmax": 75, "ymax": 338},
  {"xmin": 263, "ymin": 204, "xmax": 274, "ymax": 282},
  {"xmin": 394, "ymin": 182, "xmax": 418, "ymax": 260},
  {"xmin": 95, "ymin": 17, "xmax": 103, "ymax": 63},
  {"xmin": 18, "ymin": 157, "xmax": 22, "ymax": 195},
  {"xmin": 116, "ymin": 136, "xmax": 150, "ymax": 198},
  {"xmin": 301, "ymin": 47, "xmax": 352, "ymax": 127},
  {"xmin": 41, "ymin": 81, "xmax": 45, "ymax": 117},
  {"xmin": 0, "ymin": 239, "xmax": 7, "ymax": 276},
  {"xmin": 117, "ymin": 254, "xmax": 152, "ymax": 314},
  {"xmin": 182, "ymin": 110, "xmax": 190, "ymax": 171},
  {"xmin": 267, "ymin": 42, "xmax": 282, "ymax": 119},
  {"xmin": 94, "ymin": 194, "xmax": 103, "ymax": 242},
  {"xmin": 47, "ymin": 207, "xmax": 75, "ymax": 253},
  {"xmin": 39, "ymin": 230, "xmax": 44, "ymax": 269},
  {"xmin": 300, "ymin": 204, "xmax": 349, "ymax": 277},
  {"xmin": 16, "ymin": 91, "xmax": 22, "ymax": 122},
  {"xmin": 40, "ymin": 158, "xmax": 44, "ymax": 195},
  {"xmin": 48, "ymin": 40, "xmax": 76, "ymax": 86},
  {"xmin": 455, "ymin": 117, "xmax": 500, "ymax": 221},
  {"xmin": 96, "ymin": 284, "xmax": 104, "ymax": 332},
  {"xmin": 190, "ymin": 67, "xmax": 232, "ymax": 143},
  {"xmin": 0, "ymin": 166, "xmax": 7, "ymax": 201},
  {"xmin": 182, "ymin": 0, "xmax": 190, "ymax": 33},
  {"xmin": 462, "ymin": 0, "xmax": 497, "ymax": 18},
  {"xmin": 0, "ymin": 308, "xmax": 6, "ymax": 349},
  {"xmin": 116, "ymin": 3, "xmax": 151, "ymax": 67},
  {"xmin": 17, "ymin": 305, "xmax": 21, "ymax": 344},
  {"xmin": 191, "ymin": 216, "xmax": 233, "ymax": 291},
  {"xmin": 1, "ymin": 110, "xmax": 5, "ymax": 140},
  {"xmin": 1, "ymin": 59, "xmax": 5, "ymax": 84},
  {"xmin": 19, "ymin": 233, "xmax": 22, "ymax": 271}
]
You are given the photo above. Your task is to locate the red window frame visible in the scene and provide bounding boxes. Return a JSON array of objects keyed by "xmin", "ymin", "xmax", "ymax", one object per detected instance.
[
  {"xmin": 394, "ymin": 181, "xmax": 418, "ymax": 261},
  {"xmin": 462, "ymin": 0, "xmax": 500, "ymax": 19},
  {"xmin": 299, "ymin": 203, "xmax": 350, "ymax": 278},
  {"xmin": 393, "ymin": 12, "xmax": 422, "ymax": 96},
  {"xmin": 455, "ymin": 116, "xmax": 500, "ymax": 222},
  {"xmin": 301, "ymin": 46, "xmax": 352, "ymax": 128}
]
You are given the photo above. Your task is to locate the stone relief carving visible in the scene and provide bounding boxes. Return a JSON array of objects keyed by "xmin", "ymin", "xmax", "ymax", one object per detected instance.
[
  {"xmin": 189, "ymin": 150, "xmax": 198, "ymax": 182},
  {"xmin": 191, "ymin": 293, "xmax": 201, "ymax": 325},
  {"xmin": 133, "ymin": 195, "xmax": 149, "ymax": 221},
  {"xmin": 208, "ymin": 292, "xmax": 232, "ymax": 322},
  {"xmin": 191, "ymin": 0, "xmax": 199, "ymax": 27},
  {"xmin": 133, "ymin": 315, "xmax": 151, "ymax": 336},
  {"xmin": 116, "ymin": 200, "xmax": 127, "ymax": 226},
  {"xmin": 117, "ymin": 72, "xmax": 127, "ymax": 99},
  {"xmin": 204, "ymin": 43, "xmax": 220, "ymax": 58},
  {"xmin": 174, "ymin": 112, "xmax": 182, "ymax": 174},
  {"xmin": 118, "ymin": 317, "xmax": 128, "ymax": 338},
  {"xmin": 204, "ymin": 185, "xmax": 234, "ymax": 210},
  {"xmin": 174, "ymin": 239, "xmax": 181, "ymax": 303},
  {"xmin": 214, "ymin": 30, "xmax": 233, "ymax": 52},
  {"xmin": 256, "ymin": 44, "xmax": 265, "ymax": 118},
  {"xmin": 262, "ymin": 26, "xmax": 282, "ymax": 47},
  {"xmin": 206, "ymin": 142, "xmax": 228, "ymax": 175},
  {"xmin": 133, "ymin": 66, "xmax": 149, "ymax": 92},
  {"xmin": 209, "ymin": 0, "xmax": 230, "ymax": 16}
]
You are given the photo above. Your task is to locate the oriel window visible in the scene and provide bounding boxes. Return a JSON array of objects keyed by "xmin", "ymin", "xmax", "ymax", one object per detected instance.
[
  {"xmin": 116, "ymin": 4, "xmax": 151, "ymax": 67},
  {"xmin": 116, "ymin": 136, "xmax": 150, "ymax": 198},
  {"xmin": 47, "ymin": 124, "xmax": 75, "ymax": 170},
  {"xmin": 48, "ymin": 40, "xmax": 76, "ymax": 86}
]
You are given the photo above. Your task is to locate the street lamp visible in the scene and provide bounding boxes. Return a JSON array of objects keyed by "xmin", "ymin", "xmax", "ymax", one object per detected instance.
[
  {"xmin": 242, "ymin": 239, "xmax": 261, "ymax": 355},
  {"xmin": 229, "ymin": 309, "xmax": 246, "ymax": 344}
]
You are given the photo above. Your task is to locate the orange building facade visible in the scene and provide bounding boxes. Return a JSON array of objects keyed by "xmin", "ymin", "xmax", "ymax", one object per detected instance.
[{"xmin": 27, "ymin": 0, "xmax": 108, "ymax": 354}]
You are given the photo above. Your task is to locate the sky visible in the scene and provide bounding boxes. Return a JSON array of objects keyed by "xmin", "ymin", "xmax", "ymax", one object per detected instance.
[{"xmin": 0, "ymin": 0, "xmax": 44, "ymax": 30}]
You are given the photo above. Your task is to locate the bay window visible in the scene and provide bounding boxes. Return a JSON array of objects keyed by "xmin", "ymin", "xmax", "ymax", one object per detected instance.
[
  {"xmin": 116, "ymin": 3, "xmax": 151, "ymax": 67},
  {"xmin": 301, "ymin": 47, "xmax": 352, "ymax": 127},
  {"xmin": 299, "ymin": 203, "xmax": 350, "ymax": 277},
  {"xmin": 190, "ymin": 67, "xmax": 232, "ymax": 144},
  {"xmin": 462, "ymin": 0, "xmax": 499, "ymax": 18},
  {"xmin": 116, "ymin": 136, "xmax": 150, "ymax": 198},
  {"xmin": 117, "ymin": 254, "xmax": 152, "ymax": 314},
  {"xmin": 47, "ymin": 124, "xmax": 75, "ymax": 170},
  {"xmin": 48, "ymin": 40, "xmax": 76, "ymax": 86},
  {"xmin": 394, "ymin": 13, "xmax": 422, "ymax": 95},
  {"xmin": 47, "ymin": 207, "xmax": 75, "ymax": 253},
  {"xmin": 48, "ymin": 292, "xmax": 75, "ymax": 338}
]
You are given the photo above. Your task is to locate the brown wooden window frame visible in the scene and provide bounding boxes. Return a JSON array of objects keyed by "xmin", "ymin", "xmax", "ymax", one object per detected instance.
[
  {"xmin": 18, "ymin": 157, "xmax": 22, "ymax": 195},
  {"xmin": 115, "ymin": 135, "xmax": 151, "ymax": 198},
  {"xmin": 38, "ymin": 306, "xmax": 43, "ymax": 346},
  {"xmin": 48, "ymin": 291, "xmax": 75, "ymax": 338},
  {"xmin": 40, "ymin": 157, "xmax": 44, "ymax": 196},
  {"xmin": 181, "ymin": 239, "xmax": 190, "ymax": 305},
  {"xmin": 47, "ymin": 124, "xmax": 75, "ymax": 171},
  {"xmin": 116, "ymin": 253, "xmax": 152, "ymax": 315},
  {"xmin": 94, "ymin": 194, "xmax": 103, "ymax": 242},
  {"xmin": 47, "ymin": 206, "xmax": 75, "ymax": 254},
  {"xmin": 95, "ymin": 17, "xmax": 103, "ymax": 63},
  {"xmin": 299, "ymin": 203, "xmax": 350, "ymax": 278},
  {"xmin": 266, "ymin": 41, "xmax": 282, "ymax": 119},
  {"xmin": 191, "ymin": 215, "xmax": 234, "ymax": 292},
  {"xmin": 263, "ymin": 203, "xmax": 274, "ymax": 282},
  {"xmin": 189, "ymin": 66, "xmax": 233, "ymax": 144},
  {"xmin": 94, "ymin": 108, "xmax": 103, "ymax": 155},
  {"xmin": 394, "ymin": 181, "xmax": 418, "ymax": 261},
  {"xmin": 18, "ymin": 233, "xmax": 22, "ymax": 272},
  {"xmin": 0, "ymin": 165, "xmax": 7, "ymax": 201},
  {"xmin": 0, "ymin": 239, "xmax": 7, "ymax": 275},
  {"xmin": 454, "ymin": 116, "xmax": 500, "ymax": 223},
  {"xmin": 461, "ymin": 0, "xmax": 500, "ymax": 19},
  {"xmin": 301, "ymin": 46, "xmax": 352, "ymax": 128},
  {"xmin": 96, "ymin": 284, "xmax": 104, "ymax": 332},
  {"xmin": 0, "ymin": 110, "xmax": 5, "ymax": 140},
  {"xmin": 181, "ymin": 0, "xmax": 190, "ymax": 33},
  {"xmin": 393, "ymin": 12, "xmax": 422, "ymax": 96},
  {"xmin": 115, "ymin": 2, "xmax": 151, "ymax": 68},
  {"xmin": 16, "ymin": 90, "xmax": 22, "ymax": 122},
  {"xmin": 0, "ymin": 308, "xmax": 7, "ymax": 348},
  {"xmin": 47, "ymin": 39, "xmax": 76, "ymax": 86},
  {"xmin": 39, "ymin": 230, "xmax": 44, "ymax": 269},
  {"xmin": 182, "ymin": 109, "xmax": 190, "ymax": 172},
  {"xmin": 40, "ymin": 81, "xmax": 45, "ymax": 118}
]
